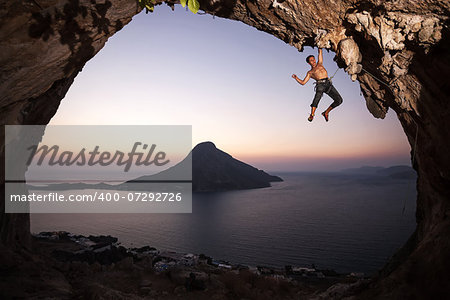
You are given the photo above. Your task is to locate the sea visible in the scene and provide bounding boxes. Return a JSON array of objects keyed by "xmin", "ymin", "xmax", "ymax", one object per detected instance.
[{"xmin": 31, "ymin": 172, "xmax": 416, "ymax": 275}]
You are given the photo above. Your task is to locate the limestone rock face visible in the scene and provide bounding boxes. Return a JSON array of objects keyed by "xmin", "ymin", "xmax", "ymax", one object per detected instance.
[
  {"xmin": 0, "ymin": 0, "xmax": 139, "ymax": 125},
  {"xmin": 1, "ymin": 0, "xmax": 449, "ymax": 298}
]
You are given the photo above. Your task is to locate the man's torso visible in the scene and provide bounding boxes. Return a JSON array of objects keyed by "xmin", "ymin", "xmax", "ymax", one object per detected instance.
[{"xmin": 309, "ymin": 63, "xmax": 328, "ymax": 81}]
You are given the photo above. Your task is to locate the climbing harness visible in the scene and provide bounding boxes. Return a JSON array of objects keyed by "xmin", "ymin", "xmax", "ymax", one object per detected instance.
[{"xmin": 312, "ymin": 67, "xmax": 339, "ymax": 94}]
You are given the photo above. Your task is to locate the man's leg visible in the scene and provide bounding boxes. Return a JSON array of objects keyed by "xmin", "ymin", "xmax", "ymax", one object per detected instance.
[
  {"xmin": 309, "ymin": 106, "xmax": 317, "ymax": 122},
  {"xmin": 309, "ymin": 86, "xmax": 324, "ymax": 122},
  {"xmin": 322, "ymin": 84, "xmax": 343, "ymax": 121}
]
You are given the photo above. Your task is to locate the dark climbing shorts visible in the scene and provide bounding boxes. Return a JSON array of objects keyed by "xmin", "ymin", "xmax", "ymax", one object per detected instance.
[{"xmin": 311, "ymin": 78, "xmax": 343, "ymax": 108}]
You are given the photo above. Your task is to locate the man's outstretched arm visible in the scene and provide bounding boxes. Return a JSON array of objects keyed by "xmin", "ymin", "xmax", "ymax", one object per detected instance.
[
  {"xmin": 318, "ymin": 48, "xmax": 323, "ymax": 64},
  {"xmin": 292, "ymin": 72, "xmax": 311, "ymax": 85}
]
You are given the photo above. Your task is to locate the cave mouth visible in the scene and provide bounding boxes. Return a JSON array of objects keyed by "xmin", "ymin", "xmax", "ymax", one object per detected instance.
[
  {"xmin": 31, "ymin": 4, "xmax": 416, "ymax": 277},
  {"xmin": 2, "ymin": 0, "xmax": 449, "ymax": 298}
]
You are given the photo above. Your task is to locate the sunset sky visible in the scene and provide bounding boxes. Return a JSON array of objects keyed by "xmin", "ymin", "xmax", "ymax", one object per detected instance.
[{"xmin": 49, "ymin": 4, "xmax": 411, "ymax": 172}]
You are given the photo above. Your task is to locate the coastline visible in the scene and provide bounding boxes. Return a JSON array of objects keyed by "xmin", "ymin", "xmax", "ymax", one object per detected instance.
[{"xmin": 3, "ymin": 231, "xmax": 368, "ymax": 299}]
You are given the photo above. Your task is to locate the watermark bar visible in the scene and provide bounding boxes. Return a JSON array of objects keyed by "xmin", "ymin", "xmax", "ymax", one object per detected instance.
[{"xmin": 5, "ymin": 125, "xmax": 192, "ymax": 213}]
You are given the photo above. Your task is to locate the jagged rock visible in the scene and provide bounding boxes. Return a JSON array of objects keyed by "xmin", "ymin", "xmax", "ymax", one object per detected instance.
[
  {"xmin": 115, "ymin": 256, "xmax": 134, "ymax": 271},
  {"xmin": 174, "ymin": 285, "xmax": 187, "ymax": 295},
  {"xmin": 1, "ymin": 0, "xmax": 450, "ymax": 298},
  {"xmin": 83, "ymin": 283, "xmax": 142, "ymax": 300},
  {"xmin": 337, "ymin": 38, "xmax": 362, "ymax": 81},
  {"xmin": 311, "ymin": 280, "xmax": 368, "ymax": 300},
  {"xmin": 139, "ymin": 279, "xmax": 152, "ymax": 288}
]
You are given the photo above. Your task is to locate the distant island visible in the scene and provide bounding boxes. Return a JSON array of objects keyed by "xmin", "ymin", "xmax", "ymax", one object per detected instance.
[
  {"xmin": 28, "ymin": 141, "xmax": 282, "ymax": 192},
  {"xmin": 191, "ymin": 141, "xmax": 282, "ymax": 191},
  {"xmin": 340, "ymin": 165, "xmax": 416, "ymax": 180}
]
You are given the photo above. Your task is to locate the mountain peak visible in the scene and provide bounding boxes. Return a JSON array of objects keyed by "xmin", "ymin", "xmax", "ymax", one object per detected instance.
[
  {"xmin": 193, "ymin": 141, "xmax": 217, "ymax": 151},
  {"xmin": 190, "ymin": 142, "xmax": 282, "ymax": 192},
  {"xmin": 126, "ymin": 142, "xmax": 282, "ymax": 192}
]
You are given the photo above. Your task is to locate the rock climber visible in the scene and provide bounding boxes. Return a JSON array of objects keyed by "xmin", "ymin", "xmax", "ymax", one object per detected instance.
[{"xmin": 292, "ymin": 48, "xmax": 343, "ymax": 122}]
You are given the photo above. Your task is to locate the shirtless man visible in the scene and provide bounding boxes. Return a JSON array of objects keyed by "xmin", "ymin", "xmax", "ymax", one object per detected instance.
[{"xmin": 292, "ymin": 48, "xmax": 343, "ymax": 122}]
